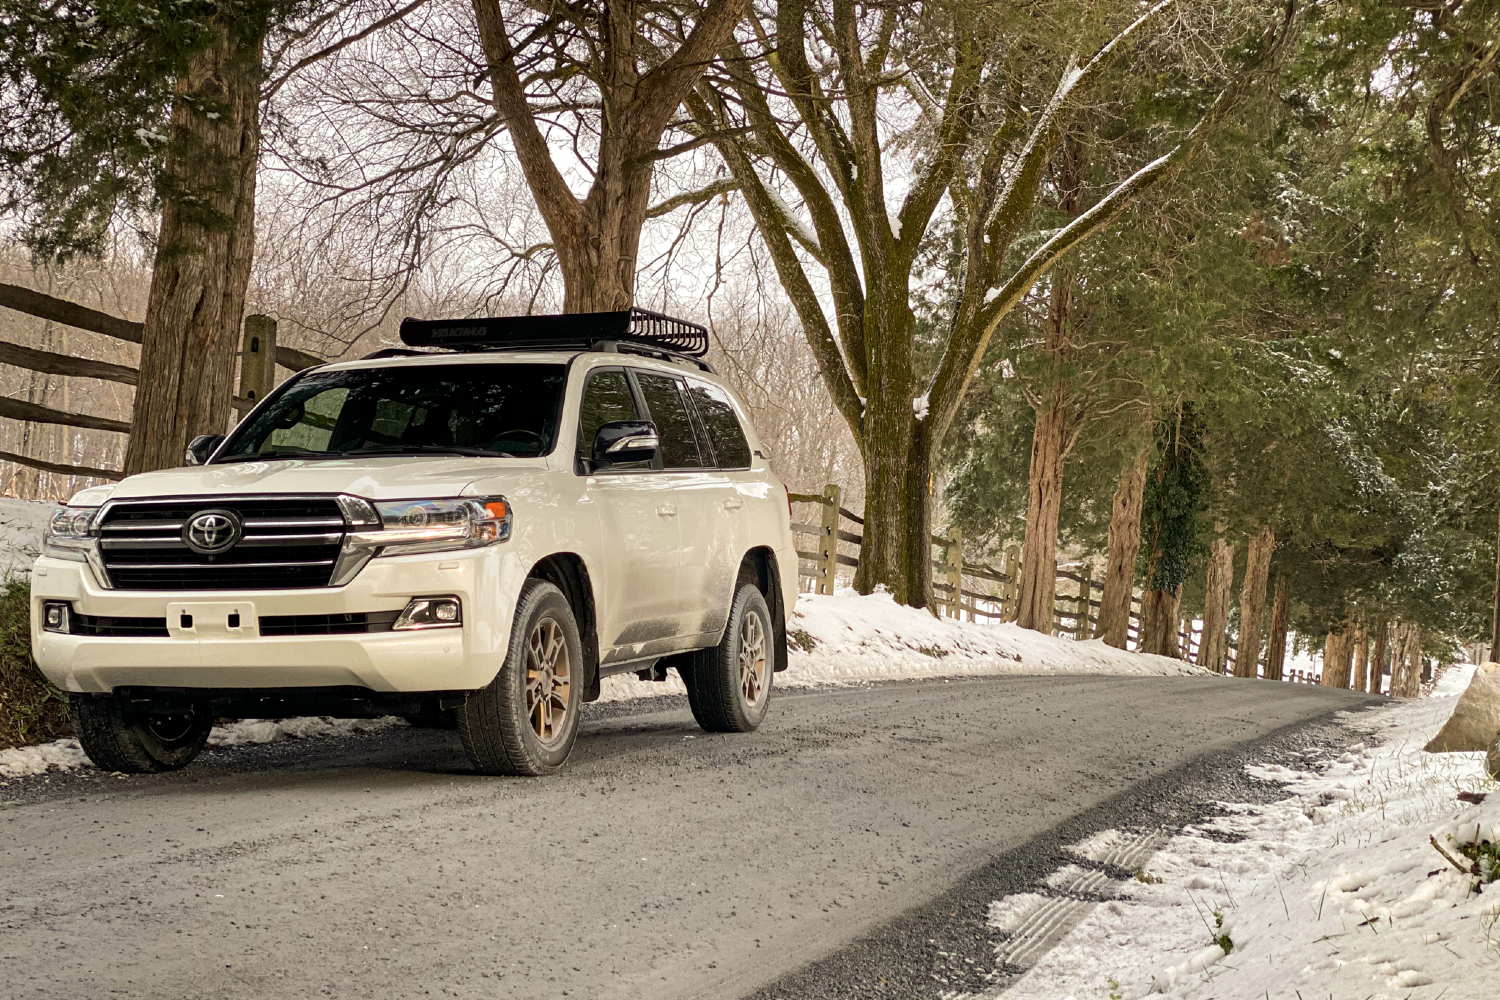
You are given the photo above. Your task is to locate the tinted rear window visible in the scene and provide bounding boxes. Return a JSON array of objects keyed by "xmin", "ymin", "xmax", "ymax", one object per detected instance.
[
  {"xmin": 636, "ymin": 372, "xmax": 704, "ymax": 469},
  {"xmin": 686, "ymin": 379, "xmax": 752, "ymax": 469}
]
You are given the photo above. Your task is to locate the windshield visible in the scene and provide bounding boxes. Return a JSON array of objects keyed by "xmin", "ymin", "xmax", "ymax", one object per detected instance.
[{"xmin": 216, "ymin": 362, "xmax": 568, "ymax": 462}]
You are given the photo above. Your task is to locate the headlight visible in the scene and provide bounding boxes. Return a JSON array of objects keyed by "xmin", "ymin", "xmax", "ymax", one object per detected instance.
[
  {"xmin": 372, "ymin": 497, "xmax": 512, "ymax": 554},
  {"xmin": 329, "ymin": 495, "xmax": 512, "ymax": 586},
  {"xmin": 43, "ymin": 506, "xmax": 99, "ymax": 562}
]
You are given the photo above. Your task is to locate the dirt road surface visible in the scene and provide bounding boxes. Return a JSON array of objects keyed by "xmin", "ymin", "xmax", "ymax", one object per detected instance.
[{"xmin": 0, "ymin": 675, "xmax": 1379, "ymax": 999}]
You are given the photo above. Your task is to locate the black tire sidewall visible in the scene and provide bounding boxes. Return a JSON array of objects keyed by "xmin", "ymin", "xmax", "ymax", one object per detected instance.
[
  {"xmin": 70, "ymin": 695, "xmax": 210, "ymax": 773},
  {"xmin": 459, "ymin": 579, "xmax": 584, "ymax": 775},
  {"xmin": 730, "ymin": 585, "xmax": 774, "ymax": 728},
  {"xmin": 685, "ymin": 583, "xmax": 774, "ymax": 732}
]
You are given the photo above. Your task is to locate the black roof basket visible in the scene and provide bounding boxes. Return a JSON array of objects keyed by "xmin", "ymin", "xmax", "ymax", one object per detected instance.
[{"xmin": 399, "ymin": 307, "xmax": 710, "ymax": 360}]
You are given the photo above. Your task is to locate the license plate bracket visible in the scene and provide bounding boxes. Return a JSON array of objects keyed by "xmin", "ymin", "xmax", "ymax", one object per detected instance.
[{"xmin": 166, "ymin": 601, "xmax": 258, "ymax": 637}]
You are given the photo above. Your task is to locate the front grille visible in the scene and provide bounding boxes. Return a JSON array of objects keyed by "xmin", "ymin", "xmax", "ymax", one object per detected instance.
[
  {"xmin": 258, "ymin": 611, "xmax": 401, "ymax": 636},
  {"xmin": 70, "ymin": 613, "xmax": 170, "ymax": 637},
  {"xmin": 98, "ymin": 497, "xmax": 347, "ymax": 591}
]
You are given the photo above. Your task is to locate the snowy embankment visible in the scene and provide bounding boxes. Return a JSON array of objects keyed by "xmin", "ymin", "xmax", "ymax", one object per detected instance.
[
  {"xmin": 978, "ymin": 663, "xmax": 1498, "ymax": 1000},
  {"xmin": 0, "ymin": 497, "xmax": 54, "ymax": 579},
  {"xmin": 599, "ymin": 587, "xmax": 1211, "ymax": 704},
  {"xmin": 3, "ymin": 533, "xmax": 1208, "ymax": 779}
]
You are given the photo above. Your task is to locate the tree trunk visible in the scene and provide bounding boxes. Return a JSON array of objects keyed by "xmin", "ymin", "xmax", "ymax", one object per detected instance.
[
  {"xmin": 1350, "ymin": 617, "xmax": 1369, "ymax": 693},
  {"xmin": 1492, "ymin": 506, "xmax": 1500, "ymax": 653},
  {"xmin": 124, "ymin": 19, "xmax": 264, "ymax": 475},
  {"xmin": 1138, "ymin": 586, "xmax": 1181, "ymax": 657},
  {"xmin": 1015, "ymin": 149, "xmax": 1081, "ymax": 632},
  {"xmin": 1095, "ymin": 442, "xmax": 1149, "ymax": 648},
  {"xmin": 1015, "ymin": 392, "xmax": 1067, "ymax": 631},
  {"xmin": 1394, "ymin": 624, "xmax": 1423, "ymax": 698},
  {"xmin": 1321, "ymin": 627, "xmax": 1351, "ymax": 688},
  {"xmin": 1265, "ymin": 573, "xmax": 1291, "ymax": 681},
  {"xmin": 474, "ymin": 0, "xmax": 745, "ymax": 314},
  {"xmin": 1369, "ymin": 619, "xmax": 1388, "ymax": 694},
  {"xmin": 1234, "ymin": 526, "xmax": 1275, "ymax": 678},
  {"xmin": 1196, "ymin": 531, "xmax": 1235, "ymax": 672}
]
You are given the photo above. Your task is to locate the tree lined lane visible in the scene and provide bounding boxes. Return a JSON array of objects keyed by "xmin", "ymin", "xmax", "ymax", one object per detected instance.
[{"xmin": 0, "ymin": 676, "xmax": 1379, "ymax": 999}]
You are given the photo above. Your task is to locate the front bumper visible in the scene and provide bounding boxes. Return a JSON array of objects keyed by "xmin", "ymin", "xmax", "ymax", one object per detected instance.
[{"xmin": 30, "ymin": 547, "xmax": 521, "ymax": 694}]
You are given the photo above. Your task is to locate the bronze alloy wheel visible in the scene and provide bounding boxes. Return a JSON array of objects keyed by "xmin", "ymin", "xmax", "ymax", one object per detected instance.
[
  {"xmin": 525, "ymin": 616, "xmax": 572, "ymax": 747},
  {"xmin": 739, "ymin": 607, "xmax": 768, "ymax": 707}
]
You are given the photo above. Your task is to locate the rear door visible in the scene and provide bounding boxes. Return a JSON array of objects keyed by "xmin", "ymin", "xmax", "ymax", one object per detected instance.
[
  {"xmin": 684, "ymin": 378, "xmax": 758, "ymax": 622},
  {"xmin": 632, "ymin": 369, "xmax": 734, "ymax": 646},
  {"xmin": 576, "ymin": 368, "xmax": 685, "ymax": 658}
]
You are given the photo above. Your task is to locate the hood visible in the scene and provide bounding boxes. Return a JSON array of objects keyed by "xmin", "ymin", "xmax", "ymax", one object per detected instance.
[{"xmin": 96, "ymin": 456, "xmax": 548, "ymax": 503}]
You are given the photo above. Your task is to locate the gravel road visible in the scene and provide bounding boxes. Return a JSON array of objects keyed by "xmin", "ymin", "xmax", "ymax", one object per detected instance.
[{"xmin": 0, "ymin": 675, "xmax": 1380, "ymax": 999}]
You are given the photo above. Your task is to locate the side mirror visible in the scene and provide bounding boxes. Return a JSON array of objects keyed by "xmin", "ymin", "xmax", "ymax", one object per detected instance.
[
  {"xmin": 185, "ymin": 434, "xmax": 225, "ymax": 466},
  {"xmin": 591, "ymin": 420, "xmax": 659, "ymax": 469}
]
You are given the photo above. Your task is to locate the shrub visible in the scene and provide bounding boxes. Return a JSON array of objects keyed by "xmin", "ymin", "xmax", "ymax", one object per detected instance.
[{"xmin": 0, "ymin": 578, "xmax": 70, "ymax": 750}]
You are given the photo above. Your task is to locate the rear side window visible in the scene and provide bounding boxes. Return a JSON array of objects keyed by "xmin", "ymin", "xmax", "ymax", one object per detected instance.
[
  {"xmin": 576, "ymin": 369, "xmax": 639, "ymax": 460},
  {"xmin": 686, "ymin": 379, "xmax": 752, "ymax": 469},
  {"xmin": 635, "ymin": 372, "xmax": 704, "ymax": 470}
]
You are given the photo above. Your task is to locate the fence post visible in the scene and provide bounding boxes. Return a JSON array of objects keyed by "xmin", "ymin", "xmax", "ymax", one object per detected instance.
[
  {"xmin": 1076, "ymin": 572, "xmax": 1092, "ymax": 640},
  {"xmin": 236, "ymin": 315, "xmax": 277, "ymax": 414},
  {"xmin": 943, "ymin": 528, "xmax": 963, "ymax": 619},
  {"xmin": 1005, "ymin": 544, "xmax": 1022, "ymax": 623},
  {"xmin": 815, "ymin": 483, "xmax": 841, "ymax": 596}
]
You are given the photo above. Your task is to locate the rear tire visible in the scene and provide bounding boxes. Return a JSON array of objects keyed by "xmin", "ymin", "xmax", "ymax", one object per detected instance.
[
  {"xmin": 683, "ymin": 583, "xmax": 774, "ymax": 733},
  {"xmin": 69, "ymin": 695, "xmax": 212, "ymax": 773},
  {"xmin": 457, "ymin": 579, "xmax": 582, "ymax": 776}
]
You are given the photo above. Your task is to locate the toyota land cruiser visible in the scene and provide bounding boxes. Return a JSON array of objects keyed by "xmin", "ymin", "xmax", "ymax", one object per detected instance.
[{"xmin": 30, "ymin": 309, "xmax": 797, "ymax": 776}]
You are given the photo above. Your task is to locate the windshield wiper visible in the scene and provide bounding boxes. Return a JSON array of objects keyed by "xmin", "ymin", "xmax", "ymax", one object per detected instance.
[
  {"xmin": 336, "ymin": 444, "xmax": 513, "ymax": 458},
  {"xmin": 214, "ymin": 448, "xmax": 336, "ymax": 464}
]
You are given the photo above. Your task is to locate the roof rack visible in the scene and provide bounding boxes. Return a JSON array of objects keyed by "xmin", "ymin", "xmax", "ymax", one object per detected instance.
[{"xmin": 398, "ymin": 307, "xmax": 711, "ymax": 367}]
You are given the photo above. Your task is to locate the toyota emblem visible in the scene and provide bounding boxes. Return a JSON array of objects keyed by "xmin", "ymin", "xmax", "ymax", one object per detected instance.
[{"xmin": 182, "ymin": 509, "xmax": 243, "ymax": 555}]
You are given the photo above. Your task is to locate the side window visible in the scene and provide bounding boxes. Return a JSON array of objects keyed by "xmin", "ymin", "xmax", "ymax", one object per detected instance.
[
  {"xmin": 576, "ymin": 369, "xmax": 639, "ymax": 460},
  {"xmin": 685, "ymin": 379, "xmax": 752, "ymax": 469},
  {"xmin": 635, "ymin": 372, "xmax": 704, "ymax": 470}
]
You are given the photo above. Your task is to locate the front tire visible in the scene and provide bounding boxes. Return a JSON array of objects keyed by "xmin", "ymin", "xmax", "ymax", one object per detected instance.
[
  {"xmin": 683, "ymin": 583, "xmax": 774, "ymax": 733},
  {"xmin": 458, "ymin": 579, "xmax": 583, "ymax": 776},
  {"xmin": 69, "ymin": 695, "xmax": 212, "ymax": 773}
]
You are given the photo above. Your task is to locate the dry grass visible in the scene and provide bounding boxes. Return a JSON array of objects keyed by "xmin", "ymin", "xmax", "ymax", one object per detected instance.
[{"xmin": 0, "ymin": 579, "xmax": 69, "ymax": 750}]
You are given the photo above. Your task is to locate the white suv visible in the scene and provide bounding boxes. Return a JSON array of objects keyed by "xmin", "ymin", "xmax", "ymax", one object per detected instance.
[{"xmin": 30, "ymin": 310, "xmax": 797, "ymax": 776}]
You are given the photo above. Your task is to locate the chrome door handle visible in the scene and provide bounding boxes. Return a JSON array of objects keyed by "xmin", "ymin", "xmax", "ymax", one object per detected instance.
[
  {"xmin": 722, "ymin": 497, "xmax": 744, "ymax": 511},
  {"xmin": 656, "ymin": 505, "xmax": 677, "ymax": 517}
]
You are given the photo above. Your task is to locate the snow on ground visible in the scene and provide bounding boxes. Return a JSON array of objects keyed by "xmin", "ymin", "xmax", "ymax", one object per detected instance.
[
  {"xmin": 0, "ymin": 497, "xmax": 55, "ymax": 580},
  {"xmin": 970, "ymin": 663, "xmax": 1498, "ymax": 1000},
  {"xmin": 0, "ymin": 717, "xmax": 407, "ymax": 779},
  {"xmin": 597, "ymin": 587, "xmax": 1212, "ymax": 702}
]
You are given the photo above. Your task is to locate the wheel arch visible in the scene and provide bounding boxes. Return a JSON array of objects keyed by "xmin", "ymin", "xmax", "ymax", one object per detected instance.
[
  {"xmin": 736, "ymin": 547, "xmax": 789, "ymax": 673},
  {"xmin": 526, "ymin": 552, "xmax": 603, "ymax": 700}
]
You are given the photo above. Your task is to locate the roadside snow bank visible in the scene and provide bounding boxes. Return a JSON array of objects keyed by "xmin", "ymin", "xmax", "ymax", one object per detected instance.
[
  {"xmin": 0, "ymin": 737, "xmax": 89, "ymax": 778},
  {"xmin": 986, "ymin": 663, "xmax": 1499, "ymax": 1000},
  {"xmin": 0, "ymin": 497, "xmax": 53, "ymax": 579},
  {"xmin": 0, "ymin": 717, "xmax": 406, "ymax": 779},
  {"xmin": 597, "ymin": 588, "xmax": 1211, "ymax": 702}
]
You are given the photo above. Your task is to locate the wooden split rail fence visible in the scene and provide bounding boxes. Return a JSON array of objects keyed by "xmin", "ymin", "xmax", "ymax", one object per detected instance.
[
  {"xmin": 789, "ymin": 485, "xmax": 1238, "ymax": 663},
  {"xmin": 0, "ymin": 283, "xmax": 322, "ymax": 481}
]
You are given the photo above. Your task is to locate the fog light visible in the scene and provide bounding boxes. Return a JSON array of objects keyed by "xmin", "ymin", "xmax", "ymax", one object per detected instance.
[
  {"xmin": 42, "ymin": 601, "xmax": 70, "ymax": 633},
  {"xmin": 393, "ymin": 596, "xmax": 462, "ymax": 631}
]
